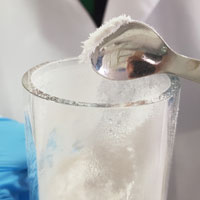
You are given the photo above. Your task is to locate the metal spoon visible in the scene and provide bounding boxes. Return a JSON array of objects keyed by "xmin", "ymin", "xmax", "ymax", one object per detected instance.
[{"xmin": 91, "ymin": 21, "xmax": 200, "ymax": 82}]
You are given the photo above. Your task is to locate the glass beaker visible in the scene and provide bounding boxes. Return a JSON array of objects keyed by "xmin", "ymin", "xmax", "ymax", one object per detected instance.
[{"xmin": 22, "ymin": 58, "xmax": 180, "ymax": 200}]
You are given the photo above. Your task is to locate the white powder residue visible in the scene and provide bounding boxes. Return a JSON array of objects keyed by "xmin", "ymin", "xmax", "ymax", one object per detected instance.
[
  {"xmin": 37, "ymin": 74, "xmax": 169, "ymax": 200},
  {"xmin": 79, "ymin": 15, "xmax": 133, "ymax": 63}
]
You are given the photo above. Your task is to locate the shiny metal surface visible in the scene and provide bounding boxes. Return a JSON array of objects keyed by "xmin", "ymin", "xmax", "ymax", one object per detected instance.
[{"xmin": 91, "ymin": 21, "xmax": 200, "ymax": 83}]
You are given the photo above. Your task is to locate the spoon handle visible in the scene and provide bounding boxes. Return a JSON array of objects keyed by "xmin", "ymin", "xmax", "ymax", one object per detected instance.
[{"xmin": 166, "ymin": 52, "xmax": 200, "ymax": 83}]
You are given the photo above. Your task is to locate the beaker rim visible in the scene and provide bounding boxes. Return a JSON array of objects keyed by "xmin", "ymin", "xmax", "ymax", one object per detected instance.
[{"xmin": 22, "ymin": 57, "xmax": 181, "ymax": 108}]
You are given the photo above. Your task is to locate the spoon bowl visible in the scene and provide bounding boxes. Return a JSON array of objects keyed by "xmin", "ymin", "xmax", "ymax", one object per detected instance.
[{"xmin": 91, "ymin": 20, "xmax": 200, "ymax": 83}]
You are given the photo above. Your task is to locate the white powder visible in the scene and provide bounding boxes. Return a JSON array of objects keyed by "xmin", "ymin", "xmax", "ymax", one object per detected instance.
[
  {"xmin": 36, "ymin": 74, "xmax": 169, "ymax": 200},
  {"xmin": 79, "ymin": 15, "xmax": 133, "ymax": 63}
]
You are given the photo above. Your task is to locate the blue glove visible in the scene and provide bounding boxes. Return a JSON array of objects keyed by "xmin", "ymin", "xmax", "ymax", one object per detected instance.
[{"xmin": 0, "ymin": 118, "xmax": 29, "ymax": 200}]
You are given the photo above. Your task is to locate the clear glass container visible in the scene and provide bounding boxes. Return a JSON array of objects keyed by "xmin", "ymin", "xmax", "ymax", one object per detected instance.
[{"xmin": 22, "ymin": 58, "xmax": 181, "ymax": 200}]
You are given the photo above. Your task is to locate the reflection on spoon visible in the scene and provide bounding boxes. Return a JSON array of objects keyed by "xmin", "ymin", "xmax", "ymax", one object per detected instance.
[{"xmin": 81, "ymin": 16, "xmax": 200, "ymax": 83}]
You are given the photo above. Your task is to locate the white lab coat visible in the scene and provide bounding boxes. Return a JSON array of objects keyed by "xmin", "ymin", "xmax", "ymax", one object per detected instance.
[{"xmin": 1, "ymin": 0, "xmax": 200, "ymax": 199}]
